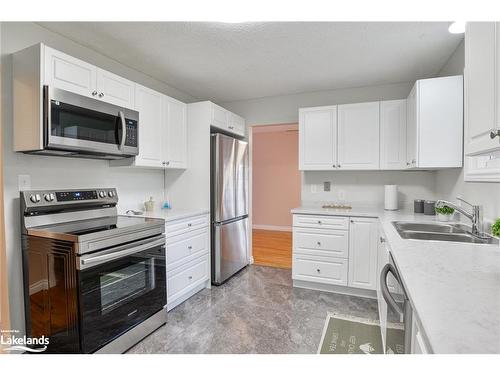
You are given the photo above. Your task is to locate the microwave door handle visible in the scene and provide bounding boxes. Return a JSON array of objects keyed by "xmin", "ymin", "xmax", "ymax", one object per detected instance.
[
  {"xmin": 118, "ymin": 110, "xmax": 126, "ymax": 150},
  {"xmin": 380, "ymin": 263, "xmax": 404, "ymax": 316},
  {"xmin": 80, "ymin": 237, "xmax": 165, "ymax": 269}
]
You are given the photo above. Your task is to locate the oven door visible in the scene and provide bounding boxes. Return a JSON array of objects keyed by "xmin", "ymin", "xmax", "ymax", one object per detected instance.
[
  {"xmin": 380, "ymin": 255, "xmax": 412, "ymax": 354},
  {"xmin": 44, "ymin": 86, "xmax": 139, "ymax": 157},
  {"xmin": 78, "ymin": 235, "xmax": 165, "ymax": 353}
]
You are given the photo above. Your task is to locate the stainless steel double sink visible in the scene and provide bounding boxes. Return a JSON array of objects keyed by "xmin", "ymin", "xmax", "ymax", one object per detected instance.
[{"xmin": 392, "ymin": 221, "xmax": 499, "ymax": 245}]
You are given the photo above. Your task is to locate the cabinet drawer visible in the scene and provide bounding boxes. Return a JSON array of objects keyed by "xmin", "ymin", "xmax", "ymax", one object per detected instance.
[
  {"xmin": 293, "ymin": 214, "xmax": 349, "ymax": 230},
  {"xmin": 292, "ymin": 254, "xmax": 348, "ymax": 286},
  {"xmin": 166, "ymin": 229, "xmax": 209, "ymax": 270},
  {"xmin": 165, "ymin": 214, "xmax": 209, "ymax": 237},
  {"xmin": 293, "ymin": 228, "xmax": 348, "ymax": 258},
  {"xmin": 167, "ymin": 255, "xmax": 208, "ymax": 299}
]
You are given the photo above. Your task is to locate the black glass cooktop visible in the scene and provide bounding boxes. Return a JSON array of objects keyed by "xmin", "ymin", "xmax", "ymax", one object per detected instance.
[{"xmin": 33, "ymin": 215, "xmax": 164, "ymax": 238}]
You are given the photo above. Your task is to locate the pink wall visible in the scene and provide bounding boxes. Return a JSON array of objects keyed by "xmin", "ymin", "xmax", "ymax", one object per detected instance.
[{"xmin": 252, "ymin": 124, "xmax": 301, "ymax": 229}]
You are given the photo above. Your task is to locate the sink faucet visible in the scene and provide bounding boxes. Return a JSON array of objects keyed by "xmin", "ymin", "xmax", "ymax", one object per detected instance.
[{"xmin": 435, "ymin": 197, "xmax": 484, "ymax": 237}]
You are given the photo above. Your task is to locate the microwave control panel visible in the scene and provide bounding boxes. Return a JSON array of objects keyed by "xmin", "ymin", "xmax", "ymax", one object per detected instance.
[{"xmin": 124, "ymin": 119, "xmax": 138, "ymax": 147}]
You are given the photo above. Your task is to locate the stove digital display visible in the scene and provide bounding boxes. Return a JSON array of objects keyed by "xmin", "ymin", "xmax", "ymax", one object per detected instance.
[{"xmin": 56, "ymin": 190, "xmax": 98, "ymax": 201}]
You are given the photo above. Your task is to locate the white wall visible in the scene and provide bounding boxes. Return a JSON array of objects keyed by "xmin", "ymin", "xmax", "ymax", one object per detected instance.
[
  {"xmin": 1, "ymin": 22, "xmax": 196, "ymax": 334},
  {"xmin": 302, "ymin": 171, "xmax": 437, "ymax": 210},
  {"xmin": 221, "ymin": 81, "xmax": 413, "ymax": 126},
  {"xmin": 435, "ymin": 39, "xmax": 500, "ymax": 223}
]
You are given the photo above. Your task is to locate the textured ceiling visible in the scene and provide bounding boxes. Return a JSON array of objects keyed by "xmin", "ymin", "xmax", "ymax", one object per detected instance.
[{"xmin": 39, "ymin": 22, "xmax": 463, "ymax": 103}]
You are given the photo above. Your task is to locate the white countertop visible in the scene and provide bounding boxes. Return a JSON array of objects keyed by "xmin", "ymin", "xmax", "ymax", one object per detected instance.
[
  {"xmin": 292, "ymin": 205, "xmax": 500, "ymax": 353},
  {"xmin": 118, "ymin": 207, "xmax": 209, "ymax": 223}
]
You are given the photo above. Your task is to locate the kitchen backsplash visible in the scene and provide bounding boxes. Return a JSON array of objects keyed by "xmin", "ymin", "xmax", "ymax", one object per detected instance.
[{"xmin": 301, "ymin": 170, "xmax": 438, "ymax": 210}]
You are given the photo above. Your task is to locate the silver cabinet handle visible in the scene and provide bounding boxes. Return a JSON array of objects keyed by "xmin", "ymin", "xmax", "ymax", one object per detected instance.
[
  {"xmin": 316, "ymin": 269, "xmax": 321, "ymax": 273},
  {"xmin": 350, "ymin": 219, "xmax": 354, "ymax": 223},
  {"xmin": 187, "ymin": 223, "xmax": 192, "ymax": 227},
  {"xmin": 91, "ymin": 90, "xmax": 98, "ymax": 96},
  {"xmin": 317, "ymin": 241, "xmax": 321, "ymax": 246},
  {"xmin": 166, "ymin": 161, "xmax": 170, "ymax": 166},
  {"xmin": 317, "ymin": 220, "xmax": 322, "ymax": 224},
  {"xmin": 188, "ymin": 245, "xmax": 193, "ymax": 250},
  {"xmin": 337, "ymin": 164, "xmax": 341, "ymax": 168},
  {"xmin": 490, "ymin": 129, "xmax": 500, "ymax": 139},
  {"xmin": 380, "ymin": 236, "xmax": 386, "ymax": 243},
  {"xmin": 332, "ymin": 164, "xmax": 336, "ymax": 168},
  {"xmin": 98, "ymin": 92, "xmax": 104, "ymax": 98},
  {"xmin": 188, "ymin": 276, "xmax": 193, "ymax": 280}
]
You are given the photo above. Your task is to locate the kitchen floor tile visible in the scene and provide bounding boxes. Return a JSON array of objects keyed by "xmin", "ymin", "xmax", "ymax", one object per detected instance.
[{"xmin": 126, "ymin": 265, "xmax": 378, "ymax": 354}]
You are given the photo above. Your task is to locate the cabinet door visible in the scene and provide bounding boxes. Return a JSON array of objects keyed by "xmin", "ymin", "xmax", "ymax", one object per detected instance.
[
  {"xmin": 299, "ymin": 106, "xmax": 337, "ymax": 170},
  {"xmin": 337, "ymin": 102, "xmax": 380, "ymax": 169},
  {"xmin": 348, "ymin": 217, "xmax": 378, "ymax": 290},
  {"xmin": 406, "ymin": 84, "xmax": 418, "ymax": 168},
  {"xmin": 44, "ymin": 46, "xmax": 97, "ymax": 98},
  {"xmin": 465, "ymin": 22, "xmax": 499, "ymax": 155},
  {"xmin": 211, "ymin": 103, "xmax": 230, "ymax": 130},
  {"xmin": 96, "ymin": 68, "xmax": 135, "ymax": 109},
  {"xmin": 380, "ymin": 100, "xmax": 407, "ymax": 169},
  {"xmin": 134, "ymin": 85, "xmax": 164, "ymax": 168},
  {"xmin": 230, "ymin": 113, "xmax": 246, "ymax": 136},
  {"xmin": 164, "ymin": 96, "xmax": 188, "ymax": 169}
]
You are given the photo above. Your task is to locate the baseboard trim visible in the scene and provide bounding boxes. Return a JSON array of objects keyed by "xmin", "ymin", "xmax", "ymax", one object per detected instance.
[
  {"xmin": 252, "ymin": 224, "xmax": 292, "ymax": 232},
  {"xmin": 293, "ymin": 280, "xmax": 377, "ymax": 299}
]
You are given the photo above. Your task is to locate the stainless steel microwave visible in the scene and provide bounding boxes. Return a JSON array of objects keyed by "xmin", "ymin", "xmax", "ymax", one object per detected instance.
[{"xmin": 15, "ymin": 85, "xmax": 139, "ymax": 159}]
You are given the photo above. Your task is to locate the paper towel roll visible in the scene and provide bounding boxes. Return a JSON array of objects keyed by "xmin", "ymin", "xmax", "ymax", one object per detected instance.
[{"xmin": 384, "ymin": 185, "xmax": 398, "ymax": 211}]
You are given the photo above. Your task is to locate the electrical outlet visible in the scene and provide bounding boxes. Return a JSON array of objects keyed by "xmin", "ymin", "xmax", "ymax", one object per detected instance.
[
  {"xmin": 338, "ymin": 190, "xmax": 346, "ymax": 202},
  {"xmin": 323, "ymin": 181, "xmax": 331, "ymax": 192},
  {"xmin": 18, "ymin": 174, "xmax": 31, "ymax": 191}
]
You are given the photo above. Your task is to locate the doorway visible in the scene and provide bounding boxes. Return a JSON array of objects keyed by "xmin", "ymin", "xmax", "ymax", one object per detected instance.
[{"xmin": 250, "ymin": 124, "xmax": 300, "ymax": 269}]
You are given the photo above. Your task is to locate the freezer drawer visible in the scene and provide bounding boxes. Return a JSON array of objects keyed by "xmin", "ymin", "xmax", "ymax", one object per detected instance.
[{"xmin": 212, "ymin": 217, "xmax": 249, "ymax": 285}]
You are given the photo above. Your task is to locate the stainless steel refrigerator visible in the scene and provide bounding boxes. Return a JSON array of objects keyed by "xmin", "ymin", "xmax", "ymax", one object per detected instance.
[{"xmin": 211, "ymin": 133, "xmax": 249, "ymax": 285}]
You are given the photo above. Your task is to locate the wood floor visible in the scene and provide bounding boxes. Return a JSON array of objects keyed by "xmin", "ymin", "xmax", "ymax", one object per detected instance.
[{"xmin": 252, "ymin": 229, "xmax": 292, "ymax": 269}]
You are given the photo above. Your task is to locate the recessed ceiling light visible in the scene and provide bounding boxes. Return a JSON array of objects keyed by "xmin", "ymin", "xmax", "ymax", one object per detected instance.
[{"xmin": 448, "ymin": 21, "xmax": 465, "ymax": 34}]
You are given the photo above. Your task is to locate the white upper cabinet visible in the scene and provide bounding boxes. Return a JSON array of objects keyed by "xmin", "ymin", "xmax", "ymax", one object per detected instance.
[
  {"xmin": 380, "ymin": 100, "xmax": 407, "ymax": 170},
  {"xmin": 465, "ymin": 22, "xmax": 500, "ymax": 156},
  {"xmin": 406, "ymin": 76, "xmax": 463, "ymax": 169},
  {"xmin": 348, "ymin": 217, "xmax": 378, "ymax": 290},
  {"xmin": 133, "ymin": 85, "xmax": 165, "ymax": 168},
  {"xmin": 96, "ymin": 68, "xmax": 135, "ymax": 109},
  {"xmin": 210, "ymin": 103, "xmax": 245, "ymax": 137},
  {"xmin": 44, "ymin": 46, "xmax": 97, "ymax": 98},
  {"xmin": 337, "ymin": 102, "xmax": 380, "ymax": 170},
  {"xmin": 164, "ymin": 96, "xmax": 188, "ymax": 169},
  {"xmin": 406, "ymin": 85, "xmax": 418, "ymax": 168},
  {"xmin": 299, "ymin": 106, "xmax": 337, "ymax": 170},
  {"xmin": 44, "ymin": 45, "xmax": 135, "ymax": 109}
]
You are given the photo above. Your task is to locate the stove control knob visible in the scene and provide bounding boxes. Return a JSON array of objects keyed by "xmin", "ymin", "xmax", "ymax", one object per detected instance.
[
  {"xmin": 99, "ymin": 191, "xmax": 106, "ymax": 198},
  {"xmin": 108, "ymin": 191, "xmax": 114, "ymax": 197},
  {"xmin": 30, "ymin": 194, "xmax": 41, "ymax": 203},
  {"xmin": 44, "ymin": 193, "xmax": 54, "ymax": 202}
]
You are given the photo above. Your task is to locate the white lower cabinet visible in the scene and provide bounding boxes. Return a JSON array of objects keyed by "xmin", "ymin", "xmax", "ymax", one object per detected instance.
[
  {"xmin": 411, "ymin": 314, "xmax": 430, "ymax": 354},
  {"xmin": 292, "ymin": 214, "xmax": 378, "ymax": 294},
  {"xmin": 166, "ymin": 214, "xmax": 210, "ymax": 311},
  {"xmin": 348, "ymin": 217, "xmax": 378, "ymax": 290}
]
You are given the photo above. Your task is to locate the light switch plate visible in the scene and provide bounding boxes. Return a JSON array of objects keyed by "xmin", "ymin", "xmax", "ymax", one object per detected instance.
[
  {"xmin": 311, "ymin": 184, "xmax": 317, "ymax": 193},
  {"xmin": 323, "ymin": 181, "xmax": 331, "ymax": 192},
  {"xmin": 18, "ymin": 174, "xmax": 31, "ymax": 191}
]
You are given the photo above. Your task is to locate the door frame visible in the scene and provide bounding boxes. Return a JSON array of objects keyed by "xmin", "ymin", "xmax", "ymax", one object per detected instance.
[{"xmin": 247, "ymin": 122, "xmax": 299, "ymax": 266}]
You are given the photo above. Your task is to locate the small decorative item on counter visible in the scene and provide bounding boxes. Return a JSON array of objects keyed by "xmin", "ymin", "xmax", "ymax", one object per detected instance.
[
  {"xmin": 423, "ymin": 200, "xmax": 436, "ymax": 215},
  {"xmin": 384, "ymin": 185, "xmax": 398, "ymax": 211},
  {"xmin": 414, "ymin": 199, "xmax": 424, "ymax": 214},
  {"xmin": 435, "ymin": 205, "xmax": 455, "ymax": 222},
  {"xmin": 144, "ymin": 196, "xmax": 155, "ymax": 212},
  {"xmin": 492, "ymin": 218, "xmax": 500, "ymax": 238},
  {"xmin": 322, "ymin": 203, "xmax": 352, "ymax": 209}
]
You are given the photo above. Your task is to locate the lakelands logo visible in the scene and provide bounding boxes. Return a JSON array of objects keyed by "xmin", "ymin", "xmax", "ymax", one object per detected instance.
[{"xmin": 1, "ymin": 329, "xmax": 49, "ymax": 353}]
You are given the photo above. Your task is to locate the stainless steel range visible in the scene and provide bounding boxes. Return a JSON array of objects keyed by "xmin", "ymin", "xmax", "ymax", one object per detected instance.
[{"xmin": 21, "ymin": 188, "xmax": 166, "ymax": 353}]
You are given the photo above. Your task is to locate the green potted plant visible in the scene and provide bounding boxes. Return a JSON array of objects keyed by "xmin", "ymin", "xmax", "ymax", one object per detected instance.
[
  {"xmin": 435, "ymin": 205, "xmax": 455, "ymax": 222},
  {"xmin": 492, "ymin": 218, "xmax": 500, "ymax": 239}
]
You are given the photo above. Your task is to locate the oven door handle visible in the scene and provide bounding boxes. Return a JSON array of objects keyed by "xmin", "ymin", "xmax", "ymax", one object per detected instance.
[
  {"xmin": 118, "ymin": 110, "xmax": 126, "ymax": 150},
  {"xmin": 380, "ymin": 263, "xmax": 404, "ymax": 316},
  {"xmin": 80, "ymin": 237, "xmax": 165, "ymax": 269}
]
